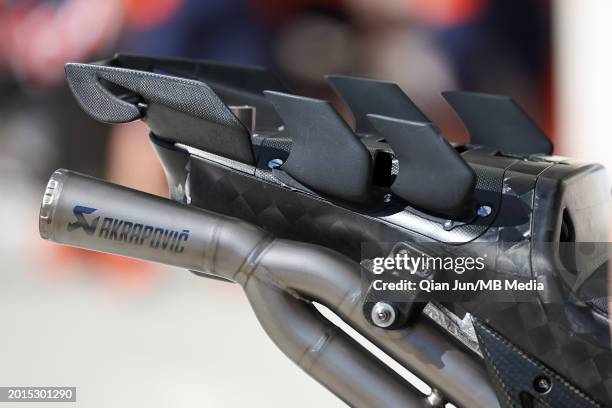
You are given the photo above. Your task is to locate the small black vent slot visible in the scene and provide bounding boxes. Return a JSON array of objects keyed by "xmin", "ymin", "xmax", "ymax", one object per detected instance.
[
  {"xmin": 559, "ymin": 208, "xmax": 577, "ymax": 274},
  {"xmin": 560, "ymin": 209, "xmax": 575, "ymax": 243},
  {"xmin": 373, "ymin": 151, "xmax": 393, "ymax": 187}
]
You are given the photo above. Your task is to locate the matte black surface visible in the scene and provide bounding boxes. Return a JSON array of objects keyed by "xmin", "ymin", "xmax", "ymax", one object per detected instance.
[
  {"xmin": 443, "ymin": 91, "xmax": 554, "ymax": 155},
  {"xmin": 326, "ymin": 75, "xmax": 430, "ymax": 135},
  {"xmin": 368, "ymin": 114, "xmax": 476, "ymax": 219},
  {"xmin": 264, "ymin": 91, "xmax": 375, "ymax": 205}
]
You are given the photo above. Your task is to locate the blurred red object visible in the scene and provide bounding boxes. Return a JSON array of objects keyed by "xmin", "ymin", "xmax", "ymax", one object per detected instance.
[
  {"xmin": 123, "ymin": 0, "xmax": 183, "ymax": 29},
  {"xmin": 44, "ymin": 244, "xmax": 161, "ymax": 291},
  {"xmin": 412, "ymin": 0, "xmax": 488, "ymax": 27},
  {"xmin": 0, "ymin": 0, "xmax": 122, "ymax": 87}
]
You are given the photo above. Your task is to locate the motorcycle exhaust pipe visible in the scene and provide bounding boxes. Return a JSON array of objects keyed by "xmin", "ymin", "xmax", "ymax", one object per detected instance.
[
  {"xmin": 38, "ymin": 169, "xmax": 428, "ymax": 407},
  {"xmin": 39, "ymin": 169, "xmax": 498, "ymax": 407},
  {"xmin": 39, "ymin": 168, "xmax": 269, "ymax": 278}
]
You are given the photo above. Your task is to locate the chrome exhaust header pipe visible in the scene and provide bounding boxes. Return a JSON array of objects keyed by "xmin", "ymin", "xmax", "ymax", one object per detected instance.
[{"xmin": 39, "ymin": 169, "xmax": 498, "ymax": 408}]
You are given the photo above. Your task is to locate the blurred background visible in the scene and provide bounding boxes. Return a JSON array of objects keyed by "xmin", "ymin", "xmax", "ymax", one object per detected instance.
[{"xmin": 0, "ymin": 0, "xmax": 610, "ymax": 407}]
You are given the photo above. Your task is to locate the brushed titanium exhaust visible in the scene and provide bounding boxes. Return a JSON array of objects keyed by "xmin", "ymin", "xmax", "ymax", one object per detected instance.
[{"xmin": 39, "ymin": 169, "xmax": 498, "ymax": 408}]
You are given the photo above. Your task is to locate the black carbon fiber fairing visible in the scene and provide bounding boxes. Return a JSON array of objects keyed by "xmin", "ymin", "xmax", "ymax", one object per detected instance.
[{"xmin": 152, "ymin": 135, "xmax": 612, "ymax": 405}]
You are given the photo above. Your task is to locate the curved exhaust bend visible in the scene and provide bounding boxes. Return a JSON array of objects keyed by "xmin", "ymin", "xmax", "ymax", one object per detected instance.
[
  {"xmin": 40, "ymin": 169, "xmax": 498, "ymax": 408},
  {"xmin": 244, "ymin": 275, "xmax": 425, "ymax": 407},
  {"xmin": 242, "ymin": 240, "xmax": 500, "ymax": 408}
]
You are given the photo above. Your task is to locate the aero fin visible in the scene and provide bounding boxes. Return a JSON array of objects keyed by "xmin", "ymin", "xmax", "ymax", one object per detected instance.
[
  {"xmin": 65, "ymin": 62, "xmax": 255, "ymax": 164},
  {"xmin": 327, "ymin": 75, "xmax": 430, "ymax": 135},
  {"xmin": 265, "ymin": 91, "xmax": 374, "ymax": 205},
  {"xmin": 112, "ymin": 54, "xmax": 287, "ymax": 130},
  {"xmin": 368, "ymin": 114, "xmax": 476, "ymax": 219},
  {"xmin": 442, "ymin": 91, "xmax": 553, "ymax": 155}
]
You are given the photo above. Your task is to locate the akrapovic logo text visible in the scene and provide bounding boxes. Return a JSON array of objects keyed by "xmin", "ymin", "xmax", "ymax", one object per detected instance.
[
  {"xmin": 67, "ymin": 206, "xmax": 99, "ymax": 235},
  {"xmin": 67, "ymin": 206, "xmax": 189, "ymax": 253}
]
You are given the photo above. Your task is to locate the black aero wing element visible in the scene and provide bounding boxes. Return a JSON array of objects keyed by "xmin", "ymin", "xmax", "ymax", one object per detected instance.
[
  {"xmin": 327, "ymin": 75, "xmax": 430, "ymax": 135},
  {"xmin": 65, "ymin": 62, "xmax": 255, "ymax": 164},
  {"xmin": 442, "ymin": 91, "xmax": 553, "ymax": 155},
  {"xmin": 368, "ymin": 114, "xmax": 476, "ymax": 219},
  {"xmin": 265, "ymin": 91, "xmax": 374, "ymax": 205},
  {"xmin": 112, "ymin": 54, "xmax": 287, "ymax": 94},
  {"xmin": 112, "ymin": 54, "xmax": 287, "ymax": 130}
]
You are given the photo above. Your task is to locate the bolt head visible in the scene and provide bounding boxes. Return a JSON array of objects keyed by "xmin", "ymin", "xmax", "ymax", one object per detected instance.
[
  {"xmin": 267, "ymin": 158, "xmax": 284, "ymax": 169},
  {"xmin": 371, "ymin": 302, "xmax": 396, "ymax": 328},
  {"xmin": 477, "ymin": 205, "xmax": 493, "ymax": 217},
  {"xmin": 533, "ymin": 375, "xmax": 551, "ymax": 394}
]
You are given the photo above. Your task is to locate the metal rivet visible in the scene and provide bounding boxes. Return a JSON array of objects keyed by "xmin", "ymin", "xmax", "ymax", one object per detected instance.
[
  {"xmin": 533, "ymin": 375, "xmax": 551, "ymax": 394},
  {"xmin": 267, "ymin": 158, "xmax": 284, "ymax": 169},
  {"xmin": 477, "ymin": 205, "xmax": 492, "ymax": 217},
  {"xmin": 371, "ymin": 302, "xmax": 396, "ymax": 328},
  {"xmin": 383, "ymin": 193, "xmax": 392, "ymax": 203},
  {"xmin": 443, "ymin": 220, "xmax": 454, "ymax": 230}
]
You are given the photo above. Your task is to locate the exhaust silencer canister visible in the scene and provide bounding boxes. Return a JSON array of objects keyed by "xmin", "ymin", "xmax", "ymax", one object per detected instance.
[{"xmin": 38, "ymin": 169, "xmax": 248, "ymax": 275}]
